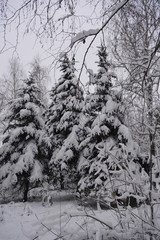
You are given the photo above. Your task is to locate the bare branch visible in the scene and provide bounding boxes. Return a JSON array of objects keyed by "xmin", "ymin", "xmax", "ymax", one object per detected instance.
[
  {"xmin": 75, "ymin": 0, "xmax": 130, "ymax": 80},
  {"xmin": 35, "ymin": 213, "xmax": 64, "ymax": 239}
]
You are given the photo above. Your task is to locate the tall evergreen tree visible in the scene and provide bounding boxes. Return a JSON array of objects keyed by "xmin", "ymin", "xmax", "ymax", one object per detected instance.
[
  {"xmin": 0, "ymin": 76, "xmax": 51, "ymax": 201},
  {"xmin": 77, "ymin": 45, "xmax": 147, "ymax": 205},
  {"xmin": 46, "ymin": 54, "xmax": 84, "ymax": 189}
]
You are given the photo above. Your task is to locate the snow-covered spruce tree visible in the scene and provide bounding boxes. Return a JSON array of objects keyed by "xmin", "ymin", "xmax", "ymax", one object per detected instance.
[
  {"xmin": 46, "ymin": 54, "xmax": 84, "ymax": 189},
  {"xmin": 77, "ymin": 45, "xmax": 148, "ymax": 207},
  {"xmin": 0, "ymin": 75, "xmax": 51, "ymax": 202}
]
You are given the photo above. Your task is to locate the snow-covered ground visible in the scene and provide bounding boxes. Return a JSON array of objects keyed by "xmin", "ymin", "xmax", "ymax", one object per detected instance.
[{"xmin": 0, "ymin": 191, "xmax": 160, "ymax": 240}]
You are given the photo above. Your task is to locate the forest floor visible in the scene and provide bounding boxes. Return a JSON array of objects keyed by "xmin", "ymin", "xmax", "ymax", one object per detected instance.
[{"xmin": 0, "ymin": 190, "xmax": 160, "ymax": 240}]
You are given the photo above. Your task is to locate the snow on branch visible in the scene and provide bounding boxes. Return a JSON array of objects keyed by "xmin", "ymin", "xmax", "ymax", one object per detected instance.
[
  {"xmin": 70, "ymin": 0, "xmax": 130, "ymax": 50},
  {"xmin": 58, "ymin": 14, "xmax": 74, "ymax": 22},
  {"xmin": 70, "ymin": 29, "xmax": 99, "ymax": 48}
]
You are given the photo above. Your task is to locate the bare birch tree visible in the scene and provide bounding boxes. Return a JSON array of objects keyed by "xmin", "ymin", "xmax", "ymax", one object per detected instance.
[
  {"xmin": 0, "ymin": 57, "xmax": 24, "ymax": 143},
  {"xmin": 1, "ymin": 57, "xmax": 24, "ymax": 101},
  {"xmin": 112, "ymin": 0, "xmax": 160, "ymax": 227},
  {"xmin": 30, "ymin": 56, "xmax": 50, "ymax": 106}
]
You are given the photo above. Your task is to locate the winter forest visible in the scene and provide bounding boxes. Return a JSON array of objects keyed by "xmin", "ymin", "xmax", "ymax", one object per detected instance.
[{"xmin": 0, "ymin": 0, "xmax": 160, "ymax": 239}]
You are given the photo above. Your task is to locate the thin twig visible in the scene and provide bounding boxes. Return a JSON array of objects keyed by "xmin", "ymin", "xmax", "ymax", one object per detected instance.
[{"xmin": 70, "ymin": 213, "xmax": 113, "ymax": 229}]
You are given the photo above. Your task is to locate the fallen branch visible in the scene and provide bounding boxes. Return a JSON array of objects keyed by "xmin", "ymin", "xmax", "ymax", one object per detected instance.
[
  {"xmin": 35, "ymin": 213, "xmax": 64, "ymax": 239},
  {"xmin": 70, "ymin": 213, "xmax": 113, "ymax": 230}
]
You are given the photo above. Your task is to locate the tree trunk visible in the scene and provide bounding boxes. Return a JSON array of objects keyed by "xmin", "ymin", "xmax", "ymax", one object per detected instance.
[
  {"xmin": 149, "ymin": 133, "xmax": 154, "ymax": 226},
  {"xmin": 60, "ymin": 171, "xmax": 64, "ymax": 190},
  {"xmin": 23, "ymin": 178, "xmax": 29, "ymax": 202},
  {"xmin": 147, "ymin": 79, "xmax": 154, "ymax": 228}
]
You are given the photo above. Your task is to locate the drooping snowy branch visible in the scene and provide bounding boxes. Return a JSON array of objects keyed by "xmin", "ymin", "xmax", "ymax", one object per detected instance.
[{"xmin": 70, "ymin": 29, "xmax": 99, "ymax": 48}]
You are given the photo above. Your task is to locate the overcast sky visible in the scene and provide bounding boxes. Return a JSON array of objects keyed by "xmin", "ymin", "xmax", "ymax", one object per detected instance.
[{"xmin": 0, "ymin": 1, "xmax": 108, "ymax": 89}]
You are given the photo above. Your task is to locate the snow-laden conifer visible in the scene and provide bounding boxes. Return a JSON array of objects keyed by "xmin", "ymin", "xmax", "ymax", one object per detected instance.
[
  {"xmin": 0, "ymin": 76, "xmax": 51, "ymax": 201},
  {"xmin": 46, "ymin": 54, "xmax": 84, "ymax": 189},
  {"xmin": 77, "ymin": 45, "xmax": 147, "ymax": 205}
]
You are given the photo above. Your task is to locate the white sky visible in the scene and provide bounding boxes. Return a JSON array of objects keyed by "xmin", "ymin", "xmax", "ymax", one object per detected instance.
[{"xmin": 0, "ymin": 0, "xmax": 111, "ymax": 90}]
